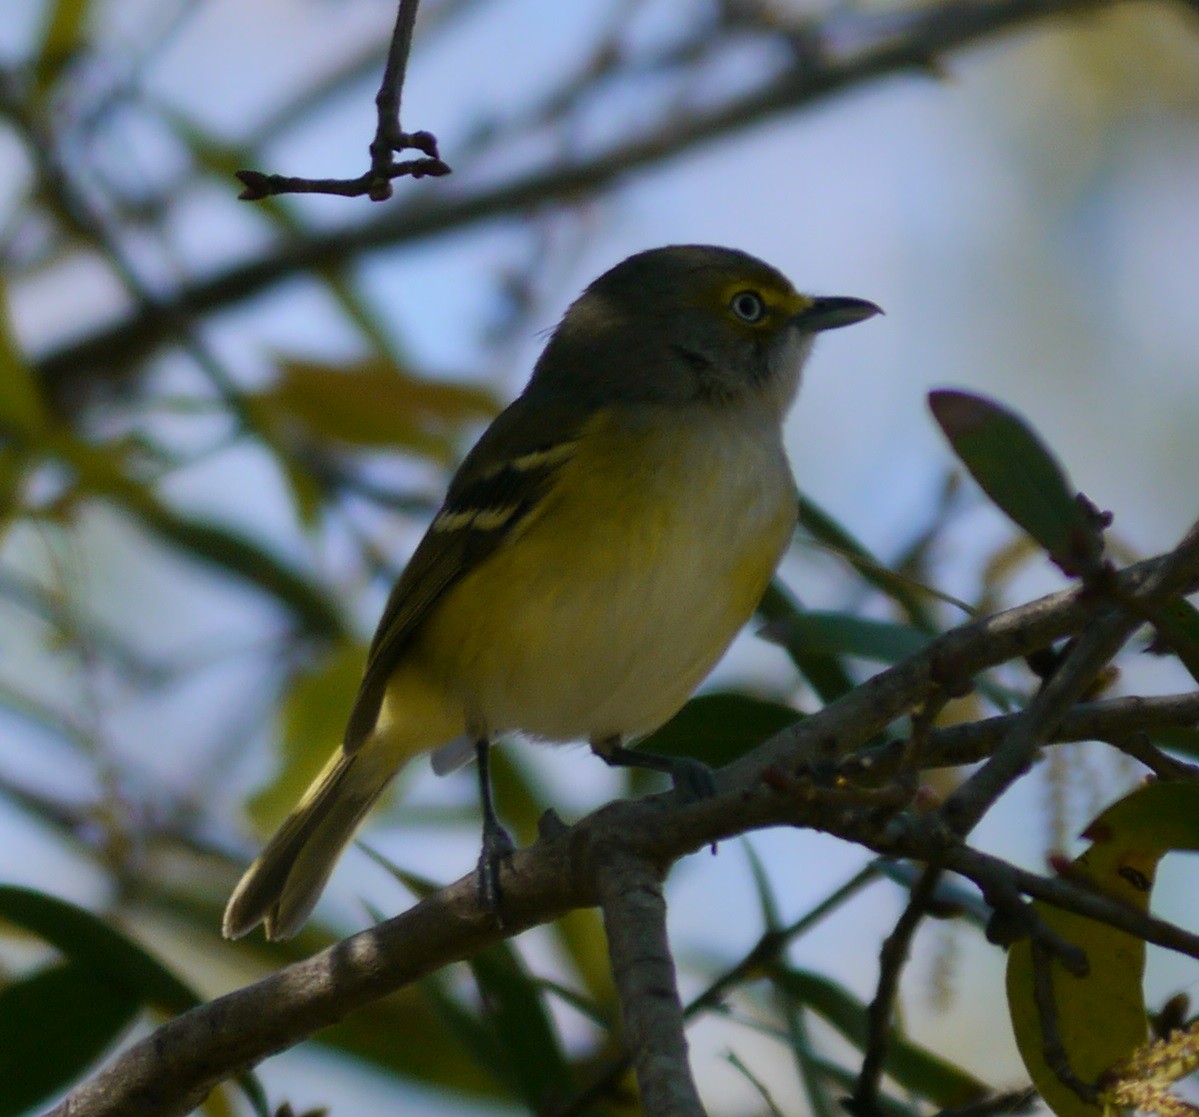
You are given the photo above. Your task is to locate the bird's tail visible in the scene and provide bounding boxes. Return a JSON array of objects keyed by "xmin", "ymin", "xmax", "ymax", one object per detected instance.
[{"xmin": 222, "ymin": 747, "xmax": 396, "ymax": 941}]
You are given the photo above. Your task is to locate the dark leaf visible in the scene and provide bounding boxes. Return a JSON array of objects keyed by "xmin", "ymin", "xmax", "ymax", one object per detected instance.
[
  {"xmin": 0, "ymin": 960, "xmax": 140, "ymax": 1117},
  {"xmin": 770, "ymin": 966, "xmax": 989, "ymax": 1106},
  {"xmin": 929, "ymin": 390, "xmax": 1104, "ymax": 578}
]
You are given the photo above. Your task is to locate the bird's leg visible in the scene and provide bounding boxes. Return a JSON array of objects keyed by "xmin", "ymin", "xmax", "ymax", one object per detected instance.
[
  {"xmin": 590, "ymin": 735, "xmax": 717, "ymax": 801},
  {"xmin": 474, "ymin": 737, "xmax": 516, "ymax": 915}
]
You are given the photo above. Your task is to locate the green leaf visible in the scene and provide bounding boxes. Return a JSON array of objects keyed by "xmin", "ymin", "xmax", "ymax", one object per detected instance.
[
  {"xmin": 321, "ymin": 981, "xmax": 505, "ymax": 1101},
  {"xmin": 798, "ymin": 495, "xmax": 937, "ymax": 629},
  {"xmin": 1144, "ymin": 596, "xmax": 1199, "ymax": 686},
  {"xmin": 419, "ymin": 971, "xmax": 510, "ymax": 1094},
  {"xmin": 759, "ymin": 611, "xmax": 931, "ymax": 665},
  {"xmin": 758, "ymin": 580, "xmax": 856, "ymax": 702},
  {"xmin": 632, "ymin": 692, "xmax": 799, "ymax": 783},
  {"xmin": 929, "ymin": 390, "xmax": 1104, "ymax": 577},
  {"xmin": 770, "ymin": 966, "xmax": 989, "ymax": 1106},
  {"xmin": 0, "ymin": 886, "xmax": 198, "ymax": 1014},
  {"xmin": 0, "ymin": 887, "xmax": 269, "ymax": 1117},
  {"xmin": 469, "ymin": 943, "xmax": 574, "ymax": 1108},
  {"xmin": 0, "ymin": 960, "xmax": 140, "ymax": 1117},
  {"xmin": 743, "ymin": 839, "xmax": 783, "ymax": 932}
]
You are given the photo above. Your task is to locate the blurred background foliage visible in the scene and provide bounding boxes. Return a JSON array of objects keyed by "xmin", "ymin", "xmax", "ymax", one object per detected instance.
[{"xmin": 1, "ymin": 0, "xmax": 1198, "ymax": 1114}]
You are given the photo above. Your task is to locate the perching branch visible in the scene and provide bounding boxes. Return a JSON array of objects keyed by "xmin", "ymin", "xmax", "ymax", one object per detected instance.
[
  {"xmin": 597, "ymin": 852, "xmax": 706, "ymax": 1117},
  {"xmin": 235, "ymin": 0, "xmax": 451, "ymax": 200},
  {"xmin": 42, "ymin": 541, "xmax": 1199, "ymax": 1117}
]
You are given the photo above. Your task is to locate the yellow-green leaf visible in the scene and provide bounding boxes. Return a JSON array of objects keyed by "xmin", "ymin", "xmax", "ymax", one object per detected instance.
[
  {"xmin": 248, "ymin": 641, "xmax": 367, "ymax": 833},
  {"xmin": 1006, "ymin": 781, "xmax": 1199, "ymax": 1117},
  {"xmin": 34, "ymin": 0, "xmax": 91, "ymax": 92},
  {"xmin": 0, "ymin": 284, "xmax": 46, "ymax": 434},
  {"xmin": 254, "ymin": 357, "xmax": 497, "ymax": 459}
]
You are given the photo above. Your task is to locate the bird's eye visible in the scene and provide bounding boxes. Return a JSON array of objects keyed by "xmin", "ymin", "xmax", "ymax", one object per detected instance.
[{"xmin": 729, "ymin": 290, "xmax": 766, "ymax": 323}]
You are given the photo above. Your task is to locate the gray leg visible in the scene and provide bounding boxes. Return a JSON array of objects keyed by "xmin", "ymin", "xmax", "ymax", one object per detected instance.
[
  {"xmin": 591, "ymin": 735, "xmax": 717, "ymax": 801},
  {"xmin": 474, "ymin": 738, "xmax": 516, "ymax": 913}
]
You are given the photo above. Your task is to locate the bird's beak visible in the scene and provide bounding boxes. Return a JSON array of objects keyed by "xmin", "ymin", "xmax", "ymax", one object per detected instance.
[{"xmin": 795, "ymin": 296, "xmax": 883, "ymax": 332}]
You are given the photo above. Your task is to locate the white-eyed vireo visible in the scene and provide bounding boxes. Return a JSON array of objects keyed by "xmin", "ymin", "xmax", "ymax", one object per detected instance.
[{"xmin": 224, "ymin": 244, "xmax": 880, "ymax": 940}]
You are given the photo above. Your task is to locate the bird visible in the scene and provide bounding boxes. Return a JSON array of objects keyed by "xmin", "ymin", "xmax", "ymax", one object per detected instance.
[{"xmin": 223, "ymin": 244, "xmax": 880, "ymax": 940}]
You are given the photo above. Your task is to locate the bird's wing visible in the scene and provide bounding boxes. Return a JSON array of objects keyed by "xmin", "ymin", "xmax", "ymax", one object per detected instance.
[{"xmin": 342, "ymin": 394, "xmax": 590, "ymax": 752}]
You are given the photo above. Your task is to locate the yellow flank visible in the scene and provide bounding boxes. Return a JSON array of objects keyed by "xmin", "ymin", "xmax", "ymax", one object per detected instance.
[{"xmin": 407, "ymin": 400, "xmax": 798, "ymax": 743}]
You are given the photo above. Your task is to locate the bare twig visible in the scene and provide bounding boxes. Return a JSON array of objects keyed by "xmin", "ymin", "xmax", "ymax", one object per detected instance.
[
  {"xmin": 940, "ymin": 518, "xmax": 1199, "ymax": 837},
  {"xmin": 1109, "ymin": 734, "xmax": 1199, "ymax": 781},
  {"xmin": 933, "ymin": 1087, "xmax": 1039, "ymax": 1117},
  {"xmin": 1030, "ymin": 941, "xmax": 1101, "ymax": 1103},
  {"xmin": 597, "ymin": 852, "xmax": 706, "ymax": 1117},
  {"xmin": 36, "ymin": 0, "xmax": 1135, "ymax": 413},
  {"xmin": 913, "ymin": 693, "xmax": 1199, "ymax": 771},
  {"xmin": 236, "ymin": 0, "xmax": 450, "ymax": 200},
  {"xmin": 851, "ymin": 866, "xmax": 943, "ymax": 1117}
]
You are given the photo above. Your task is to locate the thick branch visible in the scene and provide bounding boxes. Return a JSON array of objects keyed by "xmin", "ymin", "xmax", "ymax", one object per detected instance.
[
  {"xmin": 598, "ymin": 852, "xmax": 705, "ymax": 1117},
  {"xmin": 44, "ymin": 547, "xmax": 1199, "ymax": 1117},
  {"xmin": 917, "ymin": 692, "xmax": 1199, "ymax": 769},
  {"xmin": 35, "ymin": 0, "xmax": 1131, "ymax": 412}
]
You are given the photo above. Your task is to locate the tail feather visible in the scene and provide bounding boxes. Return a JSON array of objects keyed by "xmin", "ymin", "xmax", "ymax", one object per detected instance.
[{"xmin": 223, "ymin": 749, "xmax": 394, "ymax": 941}]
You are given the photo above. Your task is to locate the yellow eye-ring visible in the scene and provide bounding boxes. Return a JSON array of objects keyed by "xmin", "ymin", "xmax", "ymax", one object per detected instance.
[{"xmin": 729, "ymin": 289, "xmax": 767, "ymax": 323}]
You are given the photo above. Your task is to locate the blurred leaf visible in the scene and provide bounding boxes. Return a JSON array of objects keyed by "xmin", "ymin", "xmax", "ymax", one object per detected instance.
[
  {"xmin": 929, "ymin": 390, "xmax": 1104, "ymax": 578},
  {"xmin": 34, "ymin": 0, "xmax": 90, "ymax": 92},
  {"xmin": 977, "ymin": 534, "xmax": 1043, "ymax": 617},
  {"xmin": 0, "ymin": 959, "xmax": 140, "ymax": 1117},
  {"xmin": 123, "ymin": 501, "xmax": 345, "ymax": 640},
  {"xmin": 760, "ymin": 611, "xmax": 931, "ymax": 665},
  {"xmin": 420, "ymin": 970, "xmax": 511, "ymax": 1093},
  {"xmin": 1148, "ymin": 725, "xmax": 1199, "ymax": 759},
  {"xmin": 470, "ymin": 943, "xmax": 574, "ymax": 1109},
  {"xmin": 758, "ymin": 580, "xmax": 855, "ymax": 702},
  {"xmin": 1006, "ymin": 781, "xmax": 1199, "ymax": 1117},
  {"xmin": 812, "ymin": 1057, "xmax": 922, "ymax": 1117},
  {"xmin": 743, "ymin": 839, "xmax": 783, "ymax": 932},
  {"xmin": 798, "ymin": 495, "xmax": 937, "ymax": 629},
  {"xmin": 320, "ymin": 982, "xmax": 505, "ymax": 1100},
  {"xmin": 0, "ymin": 285, "xmax": 46, "ymax": 434},
  {"xmin": 770, "ymin": 966, "xmax": 989, "ymax": 1106},
  {"xmin": 29, "ymin": 428, "xmax": 344, "ymax": 638},
  {"xmin": 253, "ymin": 357, "xmax": 497, "ymax": 459},
  {"xmin": 489, "ymin": 742, "xmax": 553, "ymax": 848},
  {"xmin": 1144, "ymin": 596, "xmax": 1199, "ymax": 685},
  {"xmin": 0, "ymin": 886, "xmax": 198, "ymax": 1014},
  {"xmin": 0, "ymin": 887, "xmax": 269, "ymax": 1117},
  {"xmin": 631, "ymin": 692, "xmax": 798, "ymax": 790},
  {"xmin": 552, "ymin": 906, "xmax": 617, "ymax": 1016},
  {"xmin": 249, "ymin": 641, "xmax": 366, "ymax": 833}
]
